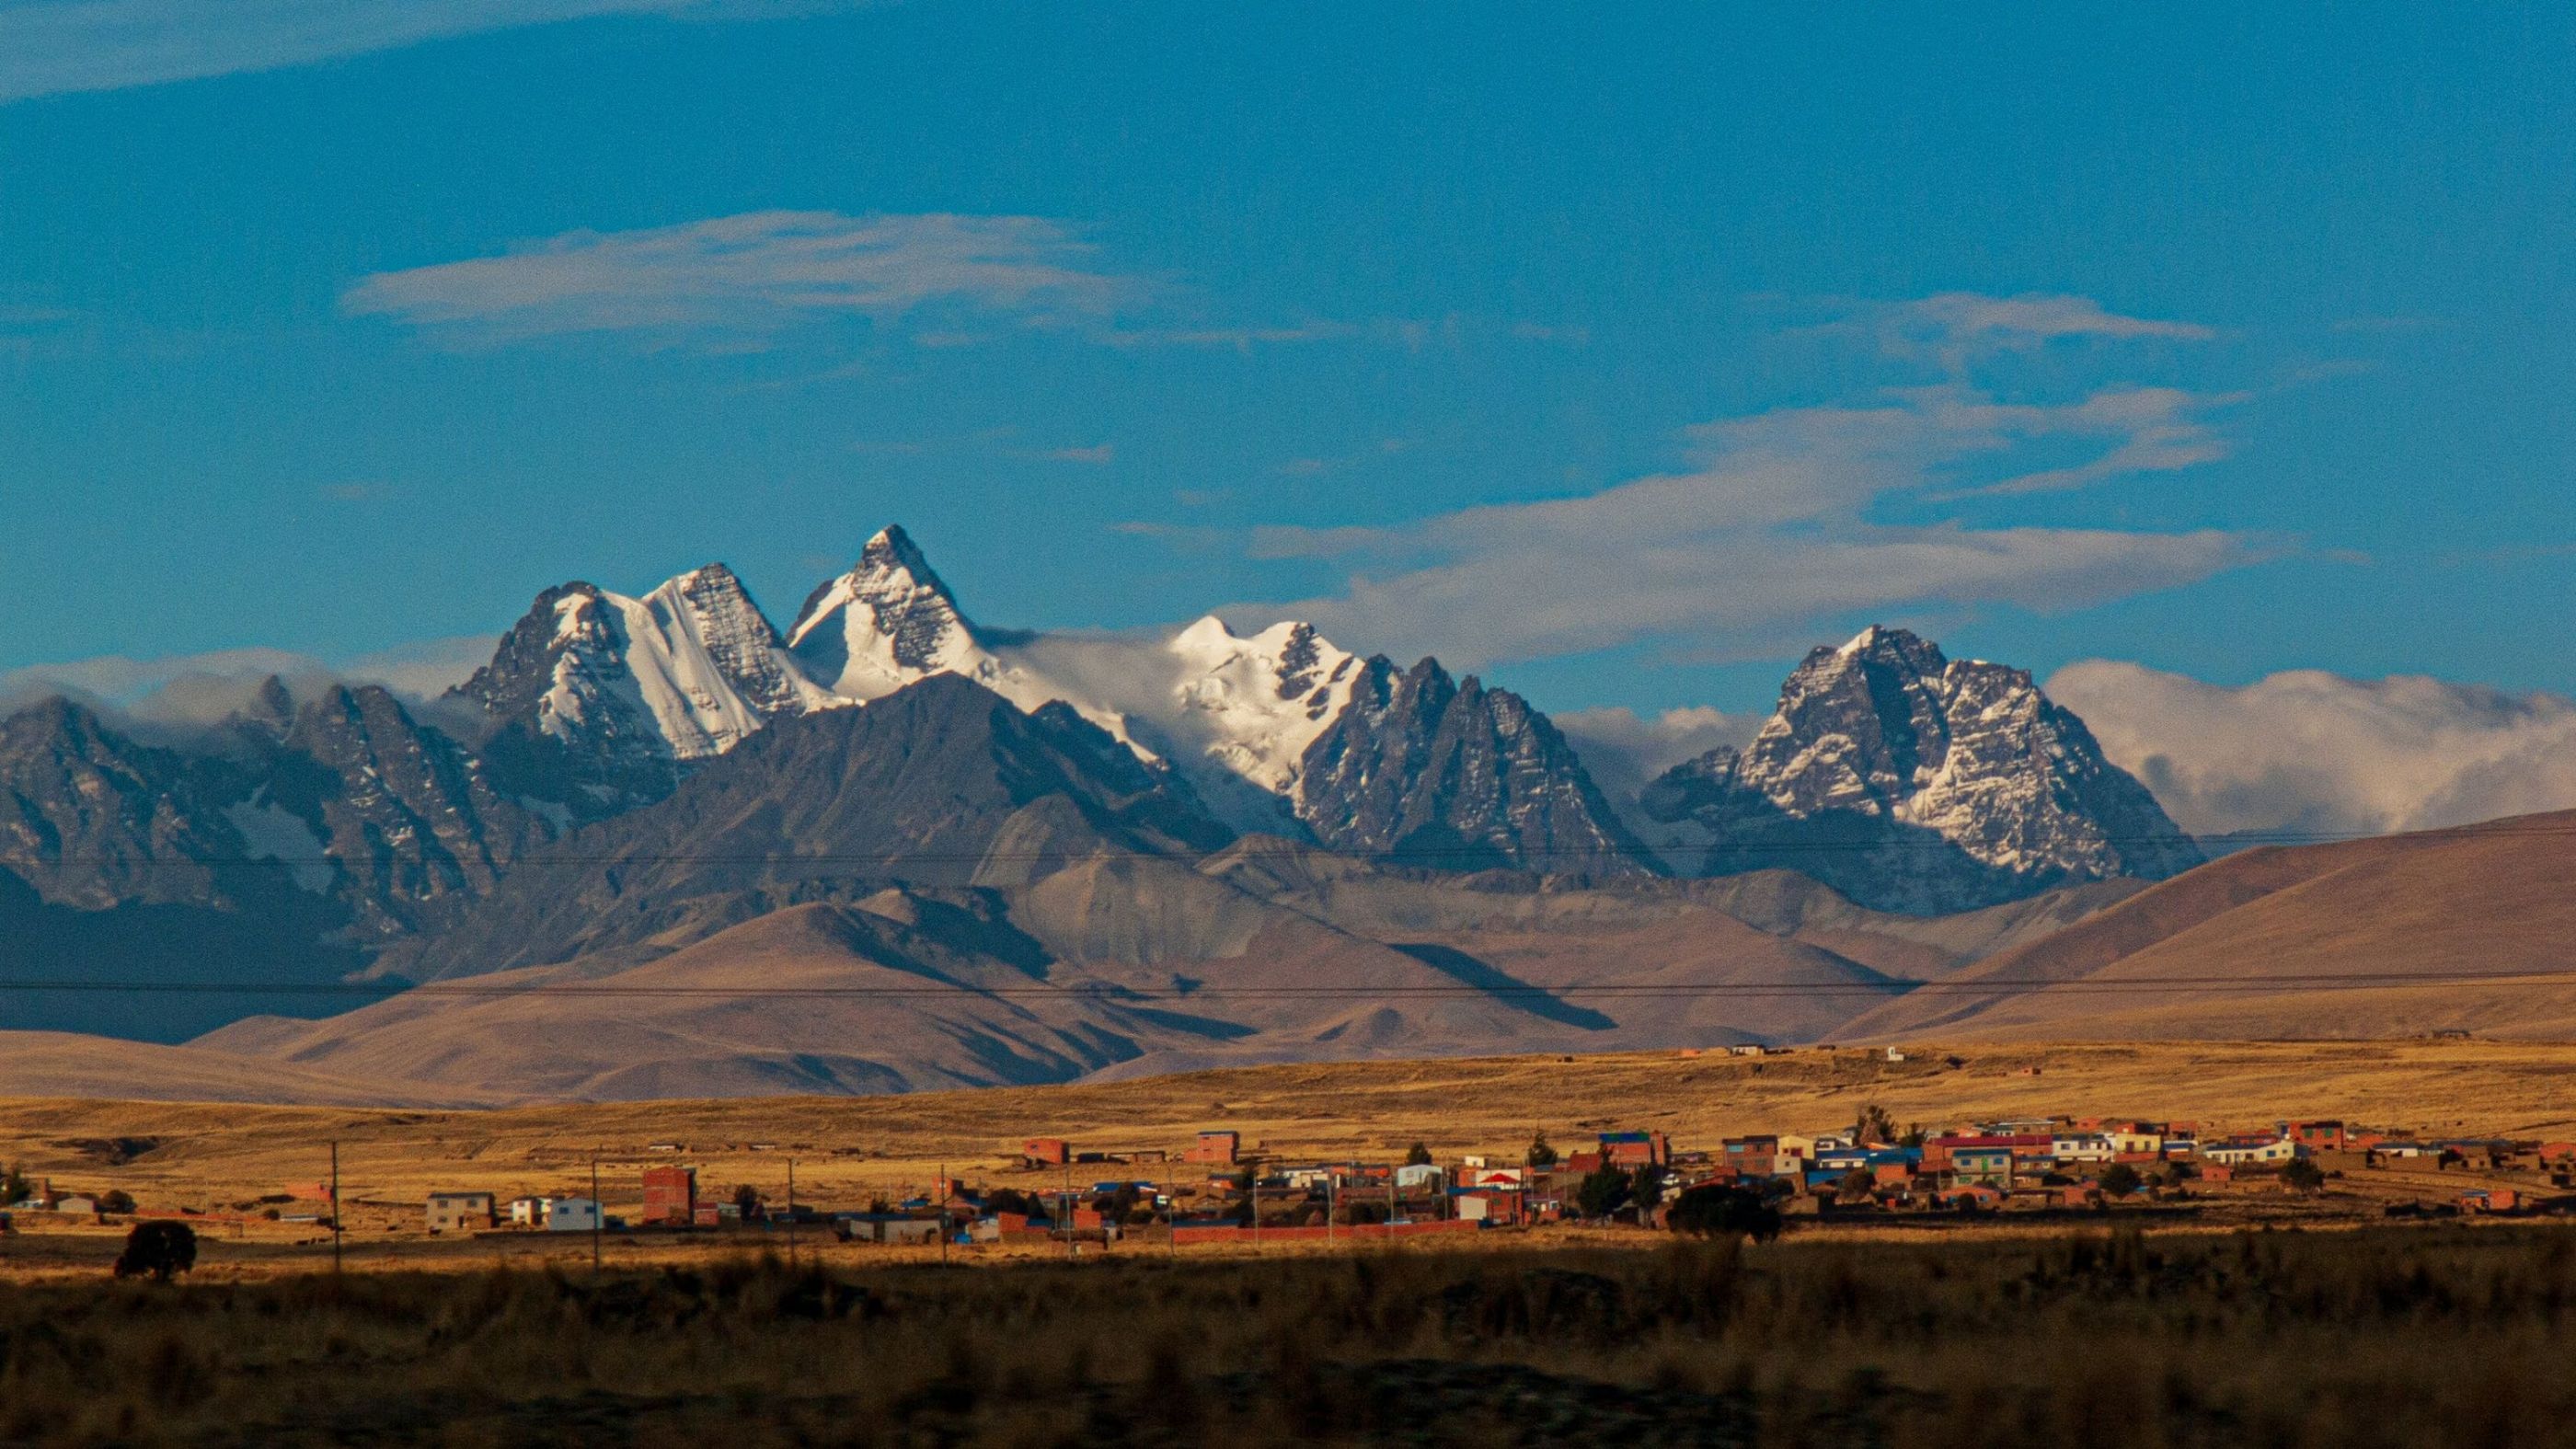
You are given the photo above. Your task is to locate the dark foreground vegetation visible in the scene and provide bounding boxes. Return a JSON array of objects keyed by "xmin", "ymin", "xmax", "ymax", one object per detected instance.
[{"xmin": 7, "ymin": 1226, "xmax": 2576, "ymax": 1446}]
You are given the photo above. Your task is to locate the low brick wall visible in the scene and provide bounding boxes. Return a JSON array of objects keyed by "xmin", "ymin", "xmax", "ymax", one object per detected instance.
[{"xmin": 1170, "ymin": 1219, "xmax": 1481, "ymax": 1246}]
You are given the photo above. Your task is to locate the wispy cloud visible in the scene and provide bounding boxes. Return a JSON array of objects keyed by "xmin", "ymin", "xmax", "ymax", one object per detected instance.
[
  {"xmin": 1041, "ymin": 443, "xmax": 1114, "ymax": 465},
  {"xmin": 1185, "ymin": 293, "xmax": 2265, "ymax": 668},
  {"xmin": 1095, "ymin": 319, "xmax": 1380, "ymax": 351},
  {"xmin": 0, "ymin": 0, "xmax": 862, "ymax": 104},
  {"xmin": 343, "ymin": 211, "xmax": 1127, "ymax": 345},
  {"xmin": 1927, "ymin": 385, "xmax": 2243, "ymax": 500}
]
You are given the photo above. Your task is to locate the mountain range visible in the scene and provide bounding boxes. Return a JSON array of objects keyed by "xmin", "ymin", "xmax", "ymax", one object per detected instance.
[{"xmin": 1, "ymin": 523, "xmax": 2301, "ymax": 1096}]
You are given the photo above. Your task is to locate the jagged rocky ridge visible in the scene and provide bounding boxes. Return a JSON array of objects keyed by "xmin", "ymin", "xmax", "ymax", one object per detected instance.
[
  {"xmin": 1639, "ymin": 626, "xmax": 2202, "ymax": 913},
  {"xmin": 442, "ymin": 525, "xmax": 1639, "ymax": 877},
  {"xmin": 1296, "ymin": 657, "xmax": 1654, "ymax": 879},
  {"xmin": 0, "ymin": 525, "xmax": 2211, "ymax": 1055}
]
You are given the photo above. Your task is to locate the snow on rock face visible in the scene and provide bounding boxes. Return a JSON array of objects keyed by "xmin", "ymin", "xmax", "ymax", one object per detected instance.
[
  {"xmin": 453, "ymin": 565, "xmax": 823, "ymax": 814},
  {"xmin": 787, "ymin": 525, "xmax": 988, "ymax": 700},
  {"xmin": 1165, "ymin": 615, "xmax": 1362, "ymax": 797},
  {"xmin": 1641, "ymin": 626, "xmax": 2202, "ymax": 912},
  {"xmin": 787, "ymin": 525, "xmax": 1148, "ymax": 753}
]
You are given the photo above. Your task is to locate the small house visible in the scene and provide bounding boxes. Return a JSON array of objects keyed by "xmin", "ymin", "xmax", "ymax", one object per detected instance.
[
  {"xmin": 2202, "ymin": 1137, "xmax": 2299, "ymax": 1167},
  {"xmin": 546, "ymin": 1198, "xmax": 602, "ymax": 1233},
  {"xmin": 1951, "ymin": 1147, "xmax": 2015, "ymax": 1189},
  {"xmin": 425, "ymin": 1191, "xmax": 495, "ymax": 1234}
]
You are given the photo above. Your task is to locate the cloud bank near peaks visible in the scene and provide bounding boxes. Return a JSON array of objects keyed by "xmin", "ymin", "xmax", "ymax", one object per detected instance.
[
  {"xmin": 1215, "ymin": 293, "xmax": 2260, "ymax": 670},
  {"xmin": 2048, "ymin": 661, "xmax": 2576, "ymax": 839}
]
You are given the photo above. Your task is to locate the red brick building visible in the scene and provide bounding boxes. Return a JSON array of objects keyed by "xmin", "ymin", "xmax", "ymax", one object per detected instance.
[
  {"xmin": 1023, "ymin": 1138, "xmax": 1071, "ymax": 1167},
  {"xmin": 1184, "ymin": 1131, "xmax": 1239, "ymax": 1165},
  {"xmin": 641, "ymin": 1167, "xmax": 697, "ymax": 1227}
]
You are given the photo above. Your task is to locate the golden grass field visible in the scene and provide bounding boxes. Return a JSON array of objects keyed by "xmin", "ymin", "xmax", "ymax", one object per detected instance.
[{"xmin": 4, "ymin": 1037, "xmax": 2570, "ymax": 1273}]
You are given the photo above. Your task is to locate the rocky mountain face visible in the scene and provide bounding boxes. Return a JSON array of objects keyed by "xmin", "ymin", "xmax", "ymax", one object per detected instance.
[
  {"xmin": 430, "ymin": 524, "xmax": 1632, "ymax": 880},
  {"xmin": 1295, "ymin": 657, "xmax": 1655, "ymax": 880},
  {"xmin": 0, "ymin": 518, "xmax": 2222, "ymax": 1062},
  {"xmin": 255, "ymin": 684, "xmax": 548, "ymax": 939},
  {"xmin": 1640, "ymin": 626, "xmax": 2202, "ymax": 912},
  {"xmin": 0, "ymin": 684, "xmax": 541, "ymax": 1038},
  {"xmin": 448, "ymin": 564, "xmax": 827, "ymax": 818},
  {"xmin": 0, "ymin": 696, "xmax": 244, "ymax": 910},
  {"xmin": 395, "ymin": 673, "xmax": 1238, "ymax": 980}
]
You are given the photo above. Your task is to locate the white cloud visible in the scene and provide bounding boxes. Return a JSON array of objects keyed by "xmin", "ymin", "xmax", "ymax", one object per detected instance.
[
  {"xmin": 0, "ymin": 636, "xmax": 496, "ymax": 725},
  {"xmin": 2046, "ymin": 661, "xmax": 2576, "ymax": 838},
  {"xmin": 1215, "ymin": 367, "xmax": 2263, "ymax": 669},
  {"xmin": 0, "ymin": 0, "xmax": 850, "ymax": 104},
  {"xmin": 1553, "ymin": 705, "xmax": 1761, "ymax": 799},
  {"xmin": 343, "ymin": 211, "xmax": 1126, "ymax": 343}
]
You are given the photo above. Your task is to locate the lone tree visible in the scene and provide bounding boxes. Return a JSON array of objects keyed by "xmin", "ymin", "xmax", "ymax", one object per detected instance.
[
  {"xmin": 98, "ymin": 1189, "xmax": 136, "ymax": 1215},
  {"xmin": 2099, "ymin": 1162, "xmax": 2144, "ymax": 1200},
  {"xmin": 1836, "ymin": 1168, "xmax": 1879, "ymax": 1203},
  {"xmin": 1857, "ymin": 1104, "xmax": 1898, "ymax": 1146},
  {"xmin": 1405, "ymin": 1142, "xmax": 1432, "ymax": 1167},
  {"xmin": 113, "ymin": 1221, "xmax": 197, "ymax": 1282},
  {"xmin": 1667, "ymin": 1184, "xmax": 1783, "ymax": 1243},
  {"xmin": 1526, "ymin": 1131, "xmax": 1558, "ymax": 1168},
  {"xmin": 1574, "ymin": 1163, "xmax": 1632, "ymax": 1220},
  {"xmin": 2282, "ymin": 1158, "xmax": 2327, "ymax": 1196}
]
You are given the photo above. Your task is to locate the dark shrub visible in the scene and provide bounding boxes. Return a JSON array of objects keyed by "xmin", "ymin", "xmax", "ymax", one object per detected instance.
[
  {"xmin": 113, "ymin": 1222, "xmax": 197, "ymax": 1282},
  {"xmin": 1667, "ymin": 1184, "xmax": 1782, "ymax": 1243}
]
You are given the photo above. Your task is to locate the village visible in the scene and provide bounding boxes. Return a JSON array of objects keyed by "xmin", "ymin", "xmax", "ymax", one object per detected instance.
[{"xmin": 10, "ymin": 1094, "xmax": 2573, "ymax": 1259}]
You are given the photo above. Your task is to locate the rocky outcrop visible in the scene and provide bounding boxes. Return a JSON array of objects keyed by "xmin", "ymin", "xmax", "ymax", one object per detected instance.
[
  {"xmin": 1641, "ymin": 626, "xmax": 2202, "ymax": 912},
  {"xmin": 1295, "ymin": 657, "xmax": 1654, "ymax": 880}
]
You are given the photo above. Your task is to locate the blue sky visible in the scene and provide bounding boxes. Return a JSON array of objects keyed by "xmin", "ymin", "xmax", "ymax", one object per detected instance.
[{"xmin": 6, "ymin": 3, "xmax": 2573, "ymax": 726}]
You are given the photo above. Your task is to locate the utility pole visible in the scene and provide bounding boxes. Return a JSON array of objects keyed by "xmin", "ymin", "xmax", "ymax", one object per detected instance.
[
  {"xmin": 787, "ymin": 1158, "xmax": 798, "ymax": 1270},
  {"xmin": 328, "ymin": 1141, "xmax": 341, "ymax": 1276},
  {"xmin": 1327, "ymin": 1172, "xmax": 1336, "ymax": 1248},
  {"xmin": 1167, "ymin": 1173, "xmax": 1177, "ymax": 1258},
  {"xmin": 939, "ymin": 1162, "xmax": 949, "ymax": 1267},
  {"xmin": 591, "ymin": 1156, "xmax": 602, "ymax": 1273},
  {"xmin": 1063, "ymin": 1164, "xmax": 1074, "ymax": 1259}
]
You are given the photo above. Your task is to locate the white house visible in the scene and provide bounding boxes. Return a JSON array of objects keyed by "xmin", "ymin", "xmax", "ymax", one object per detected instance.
[
  {"xmin": 546, "ymin": 1198, "xmax": 602, "ymax": 1232},
  {"xmin": 2202, "ymin": 1138, "xmax": 2300, "ymax": 1167},
  {"xmin": 2051, "ymin": 1134, "xmax": 2116, "ymax": 1164}
]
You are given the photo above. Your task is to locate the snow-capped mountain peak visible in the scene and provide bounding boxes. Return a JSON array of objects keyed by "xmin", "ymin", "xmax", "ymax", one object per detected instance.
[
  {"xmin": 1641, "ymin": 624, "xmax": 2201, "ymax": 911},
  {"xmin": 1165, "ymin": 614, "xmax": 1363, "ymax": 798},
  {"xmin": 783, "ymin": 526, "xmax": 1148, "ymax": 753},
  {"xmin": 785, "ymin": 525, "xmax": 990, "ymax": 698},
  {"xmin": 450, "ymin": 563, "xmax": 824, "ymax": 813}
]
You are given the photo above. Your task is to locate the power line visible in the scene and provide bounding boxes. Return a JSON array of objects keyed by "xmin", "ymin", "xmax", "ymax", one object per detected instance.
[{"xmin": 7, "ymin": 968, "xmax": 2576, "ymax": 999}]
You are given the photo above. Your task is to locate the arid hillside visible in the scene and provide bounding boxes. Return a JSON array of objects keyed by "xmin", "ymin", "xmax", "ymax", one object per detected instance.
[{"xmin": 1839, "ymin": 810, "xmax": 2576, "ymax": 1042}]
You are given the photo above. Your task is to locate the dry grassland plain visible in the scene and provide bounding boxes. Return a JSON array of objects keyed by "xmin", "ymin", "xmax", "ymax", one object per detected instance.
[{"xmin": 3, "ymin": 1039, "xmax": 2571, "ymax": 1278}]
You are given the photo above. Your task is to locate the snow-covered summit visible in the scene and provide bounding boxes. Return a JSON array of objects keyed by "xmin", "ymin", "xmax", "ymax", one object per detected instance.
[
  {"xmin": 787, "ymin": 526, "xmax": 987, "ymax": 699},
  {"xmin": 447, "ymin": 563, "xmax": 826, "ymax": 813},
  {"xmin": 1166, "ymin": 615, "xmax": 1363, "ymax": 799},
  {"xmin": 786, "ymin": 526, "xmax": 1144, "ymax": 749},
  {"xmin": 1641, "ymin": 625, "xmax": 2202, "ymax": 912}
]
